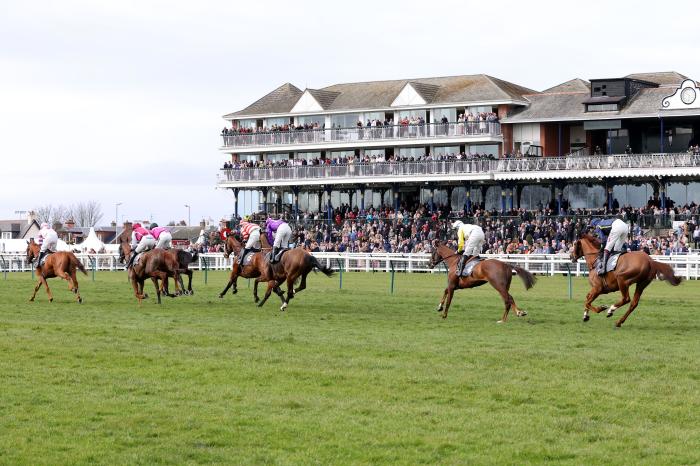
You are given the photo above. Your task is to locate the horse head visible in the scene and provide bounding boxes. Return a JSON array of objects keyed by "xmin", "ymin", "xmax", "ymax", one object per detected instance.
[
  {"xmin": 118, "ymin": 241, "xmax": 129, "ymax": 264},
  {"xmin": 223, "ymin": 234, "xmax": 241, "ymax": 259},
  {"xmin": 570, "ymin": 239, "xmax": 583, "ymax": 263},
  {"xmin": 26, "ymin": 239, "xmax": 38, "ymax": 263},
  {"xmin": 428, "ymin": 240, "xmax": 443, "ymax": 269}
]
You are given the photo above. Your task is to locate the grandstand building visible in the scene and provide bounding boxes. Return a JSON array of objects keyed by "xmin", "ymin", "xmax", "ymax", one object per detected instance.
[{"xmin": 217, "ymin": 72, "xmax": 700, "ymax": 217}]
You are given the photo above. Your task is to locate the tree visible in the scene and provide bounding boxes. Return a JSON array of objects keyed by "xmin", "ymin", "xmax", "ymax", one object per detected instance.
[
  {"xmin": 68, "ymin": 201, "xmax": 104, "ymax": 227},
  {"xmin": 34, "ymin": 204, "xmax": 69, "ymax": 225}
]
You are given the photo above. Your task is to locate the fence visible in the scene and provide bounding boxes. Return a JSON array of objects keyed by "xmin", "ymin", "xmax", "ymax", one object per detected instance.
[{"xmin": 2, "ymin": 252, "xmax": 699, "ymax": 280}]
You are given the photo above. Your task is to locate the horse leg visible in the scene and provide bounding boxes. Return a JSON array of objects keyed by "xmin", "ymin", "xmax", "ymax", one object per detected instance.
[
  {"xmin": 186, "ymin": 270, "xmax": 193, "ymax": 295},
  {"xmin": 276, "ymin": 286, "xmax": 288, "ymax": 311},
  {"xmin": 294, "ymin": 272, "xmax": 308, "ymax": 294},
  {"xmin": 131, "ymin": 278, "xmax": 142, "ymax": 304},
  {"xmin": 615, "ymin": 280, "xmax": 649, "ymax": 328},
  {"xmin": 497, "ymin": 291, "xmax": 515, "ymax": 324},
  {"xmin": 607, "ymin": 279, "xmax": 631, "ymax": 318},
  {"xmin": 151, "ymin": 276, "xmax": 162, "ymax": 304},
  {"xmin": 41, "ymin": 275, "xmax": 53, "ymax": 302},
  {"xmin": 70, "ymin": 270, "xmax": 82, "ymax": 304},
  {"xmin": 218, "ymin": 270, "xmax": 237, "ymax": 298},
  {"xmin": 285, "ymin": 276, "xmax": 296, "ymax": 302},
  {"xmin": 583, "ymin": 287, "xmax": 604, "ymax": 322},
  {"xmin": 436, "ymin": 287, "xmax": 449, "ymax": 312},
  {"xmin": 29, "ymin": 279, "xmax": 43, "ymax": 302},
  {"xmin": 441, "ymin": 285, "xmax": 456, "ymax": 319},
  {"xmin": 254, "ymin": 278, "xmax": 263, "ymax": 303},
  {"xmin": 257, "ymin": 281, "xmax": 276, "ymax": 307}
]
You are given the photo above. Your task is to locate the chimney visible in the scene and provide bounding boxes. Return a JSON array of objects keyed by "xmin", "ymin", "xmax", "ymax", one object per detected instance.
[
  {"xmin": 64, "ymin": 218, "xmax": 75, "ymax": 230},
  {"xmin": 28, "ymin": 210, "xmax": 37, "ymax": 224},
  {"xmin": 199, "ymin": 220, "xmax": 206, "ymax": 230}
]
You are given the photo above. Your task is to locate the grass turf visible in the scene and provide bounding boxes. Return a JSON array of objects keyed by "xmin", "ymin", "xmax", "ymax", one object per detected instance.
[{"xmin": 0, "ymin": 270, "xmax": 698, "ymax": 465}]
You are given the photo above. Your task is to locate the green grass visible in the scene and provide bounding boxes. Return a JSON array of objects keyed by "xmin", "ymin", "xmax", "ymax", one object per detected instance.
[{"xmin": 0, "ymin": 270, "xmax": 698, "ymax": 465}]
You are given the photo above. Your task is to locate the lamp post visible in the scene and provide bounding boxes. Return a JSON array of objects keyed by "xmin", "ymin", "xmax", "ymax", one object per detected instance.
[
  {"xmin": 185, "ymin": 204, "xmax": 191, "ymax": 226},
  {"xmin": 115, "ymin": 202, "xmax": 122, "ymax": 243}
]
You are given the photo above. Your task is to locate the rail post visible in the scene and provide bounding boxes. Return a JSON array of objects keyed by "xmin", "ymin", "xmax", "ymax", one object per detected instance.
[
  {"xmin": 389, "ymin": 260, "xmax": 395, "ymax": 295},
  {"xmin": 203, "ymin": 256, "xmax": 208, "ymax": 284},
  {"xmin": 336, "ymin": 258, "xmax": 343, "ymax": 290},
  {"xmin": 1, "ymin": 256, "xmax": 6, "ymax": 280},
  {"xmin": 89, "ymin": 257, "xmax": 96, "ymax": 282},
  {"xmin": 565, "ymin": 264, "xmax": 572, "ymax": 300}
]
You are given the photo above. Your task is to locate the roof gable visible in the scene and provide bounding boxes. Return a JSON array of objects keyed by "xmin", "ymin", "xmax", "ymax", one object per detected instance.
[
  {"xmin": 290, "ymin": 90, "xmax": 324, "ymax": 113},
  {"xmin": 224, "ymin": 83, "xmax": 303, "ymax": 119},
  {"xmin": 542, "ymin": 78, "xmax": 591, "ymax": 94},
  {"xmin": 391, "ymin": 82, "xmax": 429, "ymax": 106}
]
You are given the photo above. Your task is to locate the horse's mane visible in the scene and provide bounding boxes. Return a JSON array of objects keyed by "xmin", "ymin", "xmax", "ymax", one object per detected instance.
[{"xmin": 579, "ymin": 232, "xmax": 601, "ymax": 248}]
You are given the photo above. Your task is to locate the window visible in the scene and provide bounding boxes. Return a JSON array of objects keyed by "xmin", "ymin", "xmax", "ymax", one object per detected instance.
[
  {"xmin": 265, "ymin": 117, "xmax": 288, "ymax": 128},
  {"xmin": 330, "ymin": 114, "xmax": 360, "ymax": 129},
  {"xmin": 329, "ymin": 150, "xmax": 354, "ymax": 160},
  {"xmin": 398, "ymin": 147, "xmax": 425, "ymax": 158},
  {"xmin": 236, "ymin": 119, "xmax": 257, "ymax": 129},
  {"xmin": 296, "ymin": 152, "xmax": 322, "ymax": 161},
  {"xmin": 432, "ymin": 146, "xmax": 460, "ymax": 156},
  {"xmin": 432, "ymin": 108, "xmax": 456, "ymax": 123},
  {"xmin": 297, "ymin": 115, "xmax": 324, "ymax": 126},
  {"xmin": 586, "ymin": 104, "xmax": 618, "ymax": 112},
  {"xmin": 265, "ymin": 153, "xmax": 288, "ymax": 162},
  {"xmin": 1, "ymin": 232, "xmax": 11, "ymax": 239}
]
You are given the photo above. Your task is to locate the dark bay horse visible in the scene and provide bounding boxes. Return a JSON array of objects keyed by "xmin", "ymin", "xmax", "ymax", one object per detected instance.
[
  {"xmin": 26, "ymin": 239, "xmax": 87, "ymax": 303},
  {"xmin": 428, "ymin": 241, "xmax": 536, "ymax": 322},
  {"xmin": 571, "ymin": 233, "xmax": 683, "ymax": 327},
  {"xmin": 256, "ymin": 233, "xmax": 334, "ymax": 310},
  {"xmin": 218, "ymin": 234, "xmax": 287, "ymax": 306},
  {"xmin": 162, "ymin": 249, "xmax": 198, "ymax": 295},
  {"xmin": 119, "ymin": 241, "xmax": 180, "ymax": 304}
]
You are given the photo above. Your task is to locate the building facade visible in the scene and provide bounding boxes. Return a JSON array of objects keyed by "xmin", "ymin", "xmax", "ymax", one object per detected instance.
[{"xmin": 217, "ymin": 72, "xmax": 700, "ymax": 216}]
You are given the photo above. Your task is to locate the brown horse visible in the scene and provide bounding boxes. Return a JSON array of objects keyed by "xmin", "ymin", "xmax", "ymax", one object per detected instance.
[
  {"xmin": 571, "ymin": 233, "xmax": 683, "ymax": 327},
  {"xmin": 26, "ymin": 239, "xmax": 87, "ymax": 303},
  {"xmin": 256, "ymin": 233, "xmax": 334, "ymax": 310},
  {"xmin": 428, "ymin": 241, "xmax": 536, "ymax": 322},
  {"xmin": 218, "ymin": 234, "xmax": 287, "ymax": 305},
  {"xmin": 118, "ymin": 241, "xmax": 180, "ymax": 304},
  {"xmin": 160, "ymin": 249, "xmax": 198, "ymax": 296}
]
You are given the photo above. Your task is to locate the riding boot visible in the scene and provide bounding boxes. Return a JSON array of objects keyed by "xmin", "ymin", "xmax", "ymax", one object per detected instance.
[
  {"xmin": 238, "ymin": 248, "xmax": 250, "ymax": 266},
  {"xmin": 600, "ymin": 249, "xmax": 610, "ymax": 276},
  {"xmin": 126, "ymin": 251, "xmax": 137, "ymax": 269},
  {"xmin": 271, "ymin": 246, "xmax": 279, "ymax": 263},
  {"xmin": 461, "ymin": 255, "xmax": 472, "ymax": 275},
  {"xmin": 35, "ymin": 250, "xmax": 46, "ymax": 267},
  {"xmin": 457, "ymin": 255, "xmax": 466, "ymax": 276}
]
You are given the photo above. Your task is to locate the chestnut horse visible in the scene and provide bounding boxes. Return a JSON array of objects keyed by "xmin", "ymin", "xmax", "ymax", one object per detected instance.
[
  {"xmin": 571, "ymin": 233, "xmax": 683, "ymax": 327},
  {"xmin": 218, "ymin": 234, "xmax": 287, "ymax": 305},
  {"xmin": 26, "ymin": 239, "xmax": 87, "ymax": 303},
  {"xmin": 428, "ymin": 241, "xmax": 536, "ymax": 322},
  {"xmin": 118, "ymin": 241, "xmax": 180, "ymax": 304},
  {"xmin": 256, "ymin": 233, "xmax": 334, "ymax": 310}
]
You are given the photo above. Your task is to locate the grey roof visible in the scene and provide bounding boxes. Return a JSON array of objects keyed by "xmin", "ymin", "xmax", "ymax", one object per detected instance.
[
  {"xmin": 542, "ymin": 78, "xmax": 590, "ymax": 93},
  {"xmin": 307, "ymin": 89, "xmax": 341, "ymax": 109},
  {"xmin": 224, "ymin": 74, "xmax": 536, "ymax": 118},
  {"xmin": 503, "ymin": 85, "xmax": 694, "ymax": 123},
  {"xmin": 224, "ymin": 83, "xmax": 303, "ymax": 118},
  {"xmin": 0, "ymin": 220, "xmax": 39, "ymax": 239},
  {"xmin": 624, "ymin": 71, "xmax": 688, "ymax": 87}
]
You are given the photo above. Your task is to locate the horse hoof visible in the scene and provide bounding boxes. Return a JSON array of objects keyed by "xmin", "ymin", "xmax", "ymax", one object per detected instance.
[
  {"xmin": 49, "ymin": 298, "xmax": 53, "ymax": 303},
  {"xmin": 78, "ymin": 298, "xmax": 83, "ymax": 304},
  {"xmin": 583, "ymin": 315, "xmax": 590, "ymax": 322},
  {"xmin": 497, "ymin": 320, "xmax": 504, "ymax": 324},
  {"xmin": 218, "ymin": 294, "xmax": 224, "ymax": 299},
  {"xmin": 232, "ymin": 289, "xmax": 238, "ymax": 295},
  {"xmin": 280, "ymin": 304, "xmax": 287, "ymax": 311}
]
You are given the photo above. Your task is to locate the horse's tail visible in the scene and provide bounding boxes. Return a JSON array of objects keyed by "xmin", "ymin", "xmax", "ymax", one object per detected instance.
[
  {"xmin": 652, "ymin": 260, "xmax": 683, "ymax": 286},
  {"xmin": 309, "ymin": 254, "xmax": 334, "ymax": 277},
  {"xmin": 73, "ymin": 255, "xmax": 88, "ymax": 275},
  {"xmin": 512, "ymin": 265, "xmax": 536, "ymax": 290}
]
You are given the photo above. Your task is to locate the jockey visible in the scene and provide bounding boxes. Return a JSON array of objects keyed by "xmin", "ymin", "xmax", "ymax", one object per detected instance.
[
  {"xmin": 150, "ymin": 223, "xmax": 172, "ymax": 250},
  {"xmin": 591, "ymin": 218, "xmax": 629, "ymax": 275},
  {"xmin": 126, "ymin": 222, "xmax": 156, "ymax": 268},
  {"xmin": 35, "ymin": 222, "xmax": 58, "ymax": 266},
  {"xmin": 238, "ymin": 217, "xmax": 261, "ymax": 266},
  {"xmin": 451, "ymin": 220, "xmax": 485, "ymax": 275},
  {"xmin": 265, "ymin": 217, "xmax": 292, "ymax": 263}
]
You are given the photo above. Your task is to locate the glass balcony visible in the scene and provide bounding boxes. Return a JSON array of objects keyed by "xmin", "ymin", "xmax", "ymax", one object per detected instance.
[{"xmin": 221, "ymin": 121, "xmax": 501, "ymax": 149}]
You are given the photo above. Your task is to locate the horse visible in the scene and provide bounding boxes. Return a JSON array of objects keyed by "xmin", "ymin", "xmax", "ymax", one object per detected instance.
[
  {"xmin": 218, "ymin": 234, "xmax": 287, "ymax": 306},
  {"xmin": 428, "ymin": 241, "xmax": 536, "ymax": 322},
  {"xmin": 161, "ymin": 249, "xmax": 198, "ymax": 296},
  {"xmin": 26, "ymin": 239, "xmax": 87, "ymax": 303},
  {"xmin": 571, "ymin": 233, "xmax": 683, "ymax": 327},
  {"xmin": 256, "ymin": 233, "xmax": 334, "ymax": 310},
  {"xmin": 118, "ymin": 241, "xmax": 181, "ymax": 304}
]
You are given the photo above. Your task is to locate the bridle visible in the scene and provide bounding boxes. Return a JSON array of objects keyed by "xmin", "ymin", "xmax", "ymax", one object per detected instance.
[{"xmin": 430, "ymin": 250, "xmax": 460, "ymax": 268}]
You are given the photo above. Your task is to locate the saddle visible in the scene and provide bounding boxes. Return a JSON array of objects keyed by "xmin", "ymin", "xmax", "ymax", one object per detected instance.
[
  {"xmin": 459, "ymin": 257, "xmax": 482, "ymax": 277},
  {"xmin": 37, "ymin": 251, "xmax": 54, "ymax": 267},
  {"xmin": 239, "ymin": 248, "xmax": 261, "ymax": 266},
  {"xmin": 595, "ymin": 251, "xmax": 626, "ymax": 274},
  {"xmin": 265, "ymin": 248, "xmax": 289, "ymax": 263}
]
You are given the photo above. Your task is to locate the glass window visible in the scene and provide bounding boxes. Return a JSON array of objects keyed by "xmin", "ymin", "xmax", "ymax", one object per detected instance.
[
  {"xmin": 433, "ymin": 145, "xmax": 460, "ymax": 156},
  {"xmin": 265, "ymin": 153, "xmax": 289, "ymax": 162},
  {"xmin": 361, "ymin": 112, "xmax": 385, "ymax": 124},
  {"xmin": 398, "ymin": 147, "xmax": 425, "ymax": 158},
  {"xmin": 241, "ymin": 154, "xmax": 260, "ymax": 163},
  {"xmin": 364, "ymin": 149, "xmax": 385, "ymax": 158},
  {"xmin": 265, "ymin": 117, "xmax": 288, "ymax": 128},
  {"xmin": 1, "ymin": 232, "xmax": 11, "ymax": 239},
  {"xmin": 329, "ymin": 150, "xmax": 355, "ymax": 160},
  {"xmin": 297, "ymin": 152, "xmax": 322, "ymax": 161},
  {"xmin": 398, "ymin": 110, "xmax": 426, "ymax": 122},
  {"xmin": 331, "ymin": 113, "xmax": 360, "ymax": 129},
  {"xmin": 586, "ymin": 104, "xmax": 618, "ymax": 112},
  {"xmin": 236, "ymin": 119, "xmax": 257, "ymax": 129},
  {"xmin": 466, "ymin": 144, "xmax": 499, "ymax": 156},
  {"xmin": 297, "ymin": 115, "xmax": 324, "ymax": 127},
  {"xmin": 432, "ymin": 108, "xmax": 456, "ymax": 123},
  {"xmin": 466, "ymin": 106, "xmax": 495, "ymax": 115}
]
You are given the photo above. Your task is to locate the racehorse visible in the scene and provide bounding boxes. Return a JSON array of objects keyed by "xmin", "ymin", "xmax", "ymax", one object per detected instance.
[
  {"xmin": 26, "ymin": 239, "xmax": 87, "ymax": 303},
  {"xmin": 428, "ymin": 241, "xmax": 536, "ymax": 322},
  {"xmin": 218, "ymin": 234, "xmax": 287, "ymax": 306},
  {"xmin": 118, "ymin": 241, "xmax": 181, "ymax": 304},
  {"xmin": 162, "ymin": 249, "xmax": 198, "ymax": 296},
  {"xmin": 571, "ymin": 233, "xmax": 683, "ymax": 327},
  {"xmin": 256, "ymin": 233, "xmax": 334, "ymax": 310}
]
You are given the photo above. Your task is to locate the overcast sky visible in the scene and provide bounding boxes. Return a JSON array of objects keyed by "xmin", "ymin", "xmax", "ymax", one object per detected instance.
[{"xmin": 1, "ymin": 0, "xmax": 698, "ymax": 225}]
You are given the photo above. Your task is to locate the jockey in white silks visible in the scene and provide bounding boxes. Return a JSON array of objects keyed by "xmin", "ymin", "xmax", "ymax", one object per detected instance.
[
  {"xmin": 35, "ymin": 222, "xmax": 58, "ymax": 265},
  {"xmin": 451, "ymin": 220, "xmax": 485, "ymax": 275}
]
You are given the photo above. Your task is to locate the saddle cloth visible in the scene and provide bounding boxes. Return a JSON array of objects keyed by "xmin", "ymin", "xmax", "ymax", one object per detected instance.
[
  {"xmin": 238, "ymin": 248, "xmax": 261, "ymax": 266},
  {"xmin": 37, "ymin": 251, "xmax": 54, "ymax": 267},
  {"xmin": 595, "ymin": 252, "xmax": 624, "ymax": 274},
  {"xmin": 265, "ymin": 248, "xmax": 289, "ymax": 263},
  {"xmin": 459, "ymin": 257, "xmax": 482, "ymax": 277}
]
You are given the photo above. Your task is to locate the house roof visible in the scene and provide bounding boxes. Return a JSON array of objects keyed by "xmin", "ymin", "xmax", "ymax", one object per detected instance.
[
  {"xmin": 0, "ymin": 219, "xmax": 39, "ymax": 239},
  {"xmin": 624, "ymin": 71, "xmax": 688, "ymax": 87},
  {"xmin": 542, "ymin": 78, "xmax": 590, "ymax": 94},
  {"xmin": 224, "ymin": 74, "xmax": 536, "ymax": 118}
]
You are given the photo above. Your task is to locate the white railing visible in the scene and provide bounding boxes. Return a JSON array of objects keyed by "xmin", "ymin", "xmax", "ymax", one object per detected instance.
[
  {"xmin": 3, "ymin": 252, "xmax": 699, "ymax": 280},
  {"xmin": 218, "ymin": 153, "xmax": 700, "ymax": 184},
  {"xmin": 221, "ymin": 121, "xmax": 501, "ymax": 148}
]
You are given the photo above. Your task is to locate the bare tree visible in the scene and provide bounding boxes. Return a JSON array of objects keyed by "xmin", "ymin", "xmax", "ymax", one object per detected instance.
[
  {"xmin": 69, "ymin": 201, "xmax": 104, "ymax": 227},
  {"xmin": 34, "ymin": 204, "xmax": 69, "ymax": 225}
]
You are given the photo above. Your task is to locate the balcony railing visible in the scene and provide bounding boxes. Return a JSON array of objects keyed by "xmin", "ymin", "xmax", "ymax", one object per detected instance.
[
  {"xmin": 217, "ymin": 153, "xmax": 700, "ymax": 185},
  {"xmin": 221, "ymin": 121, "xmax": 501, "ymax": 148}
]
